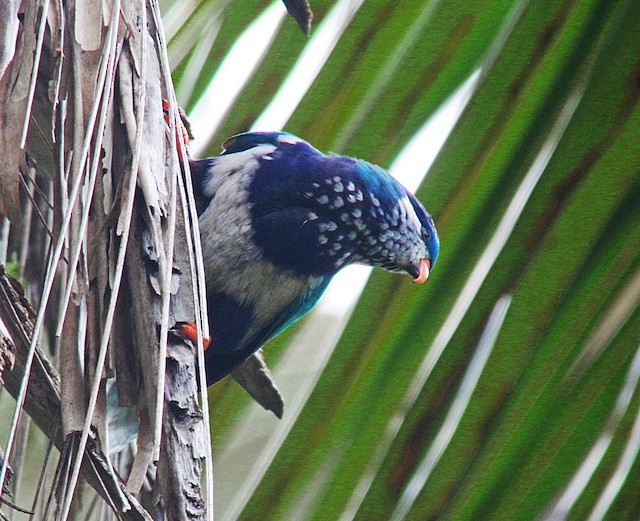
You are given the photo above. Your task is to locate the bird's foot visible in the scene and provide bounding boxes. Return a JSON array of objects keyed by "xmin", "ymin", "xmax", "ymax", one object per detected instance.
[
  {"xmin": 172, "ymin": 321, "xmax": 211, "ymax": 350},
  {"xmin": 162, "ymin": 100, "xmax": 191, "ymax": 155}
]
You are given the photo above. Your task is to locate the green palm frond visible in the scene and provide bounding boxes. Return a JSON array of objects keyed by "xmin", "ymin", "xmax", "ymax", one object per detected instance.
[
  {"xmin": 1, "ymin": 0, "xmax": 639, "ymax": 519},
  {"xmin": 171, "ymin": 0, "xmax": 640, "ymax": 520}
]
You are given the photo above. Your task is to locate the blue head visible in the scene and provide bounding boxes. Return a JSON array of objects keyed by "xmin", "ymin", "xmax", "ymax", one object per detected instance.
[{"xmin": 227, "ymin": 132, "xmax": 439, "ymax": 283}]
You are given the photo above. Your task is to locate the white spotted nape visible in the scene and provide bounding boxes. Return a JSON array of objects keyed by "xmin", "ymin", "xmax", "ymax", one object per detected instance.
[{"xmin": 332, "ymin": 196, "xmax": 344, "ymax": 208}]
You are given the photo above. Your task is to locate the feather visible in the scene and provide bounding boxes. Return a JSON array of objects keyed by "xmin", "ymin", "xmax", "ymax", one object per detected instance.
[{"xmin": 189, "ymin": 132, "xmax": 439, "ymax": 384}]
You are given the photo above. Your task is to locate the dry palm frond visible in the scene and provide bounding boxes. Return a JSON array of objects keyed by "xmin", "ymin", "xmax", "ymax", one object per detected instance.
[{"xmin": 0, "ymin": 0, "xmax": 212, "ymax": 518}]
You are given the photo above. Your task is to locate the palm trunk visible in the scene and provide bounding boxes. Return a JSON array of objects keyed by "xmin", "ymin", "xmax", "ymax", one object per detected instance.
[{"xmin": 0, "ymin": 1, "xmax": 211, "ymax": 518}]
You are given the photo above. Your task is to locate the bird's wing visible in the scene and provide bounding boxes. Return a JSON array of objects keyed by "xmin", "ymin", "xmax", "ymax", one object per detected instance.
[
  {"xmin": 188, "ymin": 158, "xmax": 217, "ymax": 216},
  {"xmin": 221, "ymin": 131, "xmax": 308, "ymax": 155},
  {"xmin": 189, "ymin": 133, "xmax": 307, "ymax": 216},
  {"xmin": 204, "ymin": 276, "xmax": 331, "ymax": 385}
]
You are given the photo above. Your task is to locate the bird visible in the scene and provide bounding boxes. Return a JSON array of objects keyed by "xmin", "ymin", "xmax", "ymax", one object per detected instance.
[{"xmin": 181, "ymin": 131, "xmax": 440, "ymax": 386}]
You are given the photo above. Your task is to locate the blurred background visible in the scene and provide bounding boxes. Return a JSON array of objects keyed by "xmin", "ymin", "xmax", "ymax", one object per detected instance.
[
  {"xmin": 162, "ymin": 0, "xmax": 640, "ymax": 519},
  {"xmin": 1, "ymin": 0, "xmax": 638, "ymax": 519}
]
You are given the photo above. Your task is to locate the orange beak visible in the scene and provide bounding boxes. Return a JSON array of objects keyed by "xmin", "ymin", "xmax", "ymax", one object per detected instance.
[{"xmin": 412, "ymin": 258, "xmax": 430, "ymax": 285}]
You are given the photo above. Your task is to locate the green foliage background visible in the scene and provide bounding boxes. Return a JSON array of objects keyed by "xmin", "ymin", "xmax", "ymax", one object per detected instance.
[{"xmin": 166, "ymin": 0, "xmax": 640, "ymax": 519}]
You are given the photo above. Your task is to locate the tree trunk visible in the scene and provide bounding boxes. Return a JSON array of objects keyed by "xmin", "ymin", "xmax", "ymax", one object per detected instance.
[{"xmin": 0, "ymin": 1, "xmax": 211, "ymax": 518}]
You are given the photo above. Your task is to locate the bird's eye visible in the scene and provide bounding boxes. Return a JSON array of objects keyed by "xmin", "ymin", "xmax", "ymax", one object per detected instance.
[{"xmin": 421, "ymin": 228, "xmax": 430, "ymax": 241}]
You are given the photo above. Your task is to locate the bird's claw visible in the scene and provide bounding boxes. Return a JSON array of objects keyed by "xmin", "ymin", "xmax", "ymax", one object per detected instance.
[
  {"xmin": 172, "ymin": 321, "xmax": 211, "ymax": 350},
  {"xmin": 162, "ymin": 100, "xmax": 191, "ymax": 155}
]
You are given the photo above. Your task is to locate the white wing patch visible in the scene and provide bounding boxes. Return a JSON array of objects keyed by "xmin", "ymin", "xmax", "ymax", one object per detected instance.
[
  {"xmin": 202, "ymin": 144, "xmax": 276, "ymax": 197},
  {"xmin": 277, "ymin": 134, "xmax": 302, "ymax": 145}
]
